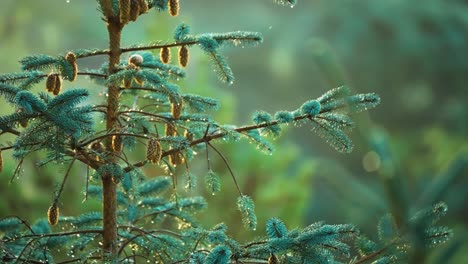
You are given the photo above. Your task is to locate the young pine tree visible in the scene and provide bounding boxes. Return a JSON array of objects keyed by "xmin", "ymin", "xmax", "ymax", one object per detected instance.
[{"xmin": 0, "ymin": 1, "xmax": 451, "ymax": 263}]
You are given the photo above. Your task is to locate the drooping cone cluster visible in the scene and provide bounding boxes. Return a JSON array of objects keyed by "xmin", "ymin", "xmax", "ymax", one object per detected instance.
[
  {"xmin": 128, "ymin": 54, "xmax": 144, "ymax": 66},
  {"xmin": 19, "ymin": 118, "xmax": 28, "ymax": 128},
  {"xmin": 47, "ymin": 202, "xmax": 60, "ymax": 226},
  {"xmin": 178, "ymin": 45, "xmax": 189, "ymax": 67},
  {"xmin": 124, "ymin": 63, "xmax": 138, "ymax": 88},
  {"xmin": 65, "ymin": 52, "xmax": 78, "ymax": 82},
  {"xmin": 168, "ymin": 0, "xmax": 179, "ymax": 16},
  {"xmin": 184, "ymin": 130, "xmax": 193, "ymax": 142},
  {"xmin": 43, "ymin": 51, "xmax": 77, "ymax": 96},
  {"xmin": 111, "ymin": 135, "xmax": 123, "ymax": 153},
  {"xmin": 169, "ymin": 150, "xmax": 184, "ymax": 166},
  {"xmin": 164, "ymin": 123, "xmax": 184, "ymax": 166},
  {"xmin": 119, "ymin": 0, "xmax": 149, "ymax": 24},
  {"xmin": 121, "ymin": 54, "xmax": 145, "ymax": 88},
  {"xmin": 159, "ymin": 44, "xmax": 189, "ymax": 67},
  {"xmin": 160, "ymin": 47, "xmax": 171, "ymax": 64},
  {"xmin": 146, "ymin": 138, "xmax": 162, "ymax": 164},
  {"xmin": 46, "ymin": 72, "xmax": 62, "ymax": 95},
  {"xmin": 170, "ymin": 96, "xmax": 183, "ymax": 119},
  {"xmin": 165, "ymin": 123, "xmax": 177, "ymax": 137},
  {"xmin": 157, "ymin": 44, "xmax": 189, "ymax": 67},
  {"xmin": 268, "ymin": 253, "xmax": 279, "ymax": 264}
]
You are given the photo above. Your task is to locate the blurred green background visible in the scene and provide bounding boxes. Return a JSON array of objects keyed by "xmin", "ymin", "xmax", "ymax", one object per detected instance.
[{"xmin": 0, "ymin": 0, "xmax": 467, "ymax": 262}]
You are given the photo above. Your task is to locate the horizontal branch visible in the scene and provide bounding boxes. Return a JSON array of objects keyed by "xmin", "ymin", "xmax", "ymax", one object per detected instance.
[
  {"xmin": 167, "ymin": 112, "xmax": 312, "ymax": 156},
  {"xmin": 0, "ymin": 127, "xmax": 20, "ymax": 136},
  {"xmin": 77, "ymin": 71, "xmax": 108, "ymax": 79},
  {"xmin": 118, "ymin": 110, "xmax": 171, "ymax": 121},
  {"xmin": 118, "ymin": 225, "xmax": 182, "ymax": 238},
  {"xmin": 78, "ymin": 132, "xmax": 150, "ymax": 148},
  {"xmin": 77, "ymin": 34, "xmax": 262, "ymax": 59},
  {"xmin": 0, "ymin": 71, "xmax": 107, "ymax": 83},
  {"xmin": 123, "ymin": 112, "xmax": 314, "ymax": 172},
  {"xmin": 56, "ymin": 256, "xmax": 102, "ymax": 264},
  {"xmin": 5, "ymin": 229, "xmax": 102, "ymax": 242}
]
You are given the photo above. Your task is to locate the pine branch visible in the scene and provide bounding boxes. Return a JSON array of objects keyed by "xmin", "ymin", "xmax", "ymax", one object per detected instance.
[
  {"xmin": 118, "ymin": 109, "xmax": 171, "ymax": 123},
  {"xmin": 79, "ymin": 132, "xmax": 150, "ymax": 148},
  {"xmin": 0, "ymin": 215, "xmax": 34, "ymax": 234},
  {"xmin": 354, "ymin": 238, "xmax": 399, "ymax": 264},
  {"xmin": 75, "ymin": 34, "xmax": 262, "ymax": 59},
  {"xmin": 119, "ymin": 225, "xmax": 182, "ymax": 238},
  {"xmin": 123, "ymin": 112, "xmax": 319, "ymax": 172},
  {"xmin": 78, "ymin": 71, "xmax": 108, "ymax": 79},
  {"xmin": 6, "ymin": 257, "xmax": 55, "ymax": 264},
  {"xmin": 0, "ymin": 127, "xmax": 20, "ymax": 136},
  {"xmin": 0, "ymin": 71, "xmax": 106, "ymax": 83},
  {"xmin": 117, "ymin": 225, "xmax": 182, "ymax": 256},
  {"xmin": 6, "ymin": 229, "xmax": 103, "ymax": 241},
  {"xmin": 9, "ymin": 229, "xmax": 102, "ymax": 263},
  {"xmin": 132, "ymin": 207, "xmax": 174, "ymax": 224},
  {"xmin": 56, "ymin": 256, "xmax": 102, "ymax": 264}
]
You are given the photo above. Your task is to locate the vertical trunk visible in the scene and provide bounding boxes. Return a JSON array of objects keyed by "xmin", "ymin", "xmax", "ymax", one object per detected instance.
[{"xmin": 102, "ymin": 17, "xmax": 123, "ymax": 256}]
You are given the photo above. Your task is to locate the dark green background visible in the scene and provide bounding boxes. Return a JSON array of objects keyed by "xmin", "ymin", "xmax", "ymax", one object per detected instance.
[{"xmin": 1, "ymin": 1, "xmax": 467, "ymax": 262}]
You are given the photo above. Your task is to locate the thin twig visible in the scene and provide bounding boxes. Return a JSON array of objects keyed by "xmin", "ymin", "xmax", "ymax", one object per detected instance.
[
  {"xmin": 0, "ymin": 215, "xmax": 34, "ymax": 234},
  {"xmin": 77, "ymin": 71, "xmax": 107, "ymax": 79},
  {"xmin": 79, "ymin": 132, "xmax": 150, "ymax": 148},
  {"xmin": 117, "ymin": 225, "xmax": 182, "ymax": 256},
  {"xmin": 84, "ymin": 165, "xmax": 90, "ymax": 202},
  {"xmin": 10, "ymin": 157, "xmax": 24, "ymax": 183},
  {"xmin": 55, "ymin": 157, "xmax": 77, "ymax": 202},
  {"xmin": 207, "ymin": 142, "xmax": 242, "ymax": 196},
  {"xmin": 55, "ymin": 255, "xmax": 102, "ymax": 264},
  {"xmin": 205, "ymin": 141, "xmax": 211, "ymax": 171},
  {"xmin": 118, "ymin": 225, "xmax": 182, "ymax": 238},
  {"xmin": 7, "ymin": 229, "xmax": 103, "ymax": 241},
  {"xmin": 353, "ymin": 237, "xmax": 399, "ymax": 264},
  {"xmin": 119, "ymin": 110, "xmax": 170, "ymax": 122},
  {"xmin": 0, "ymin": 127, "xmax": 20, "ymax": 136}
]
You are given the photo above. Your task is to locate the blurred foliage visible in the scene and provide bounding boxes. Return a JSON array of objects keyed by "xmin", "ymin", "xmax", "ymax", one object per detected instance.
[{"xmin": 0, "ymin": 0, "xmax": 467, "ymax": 263}]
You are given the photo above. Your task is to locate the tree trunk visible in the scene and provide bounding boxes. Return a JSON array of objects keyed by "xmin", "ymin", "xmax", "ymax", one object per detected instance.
[{"xmin": 102, "ymin": 16, "xmax": 123, "ymax": 257}]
